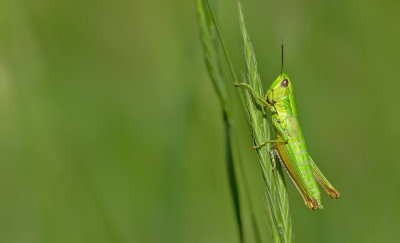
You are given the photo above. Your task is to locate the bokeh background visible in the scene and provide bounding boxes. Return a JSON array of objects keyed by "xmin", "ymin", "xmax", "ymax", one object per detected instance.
[{"xmin": 1, "ymin": 0, "xmax": 399, "ymax": 242}]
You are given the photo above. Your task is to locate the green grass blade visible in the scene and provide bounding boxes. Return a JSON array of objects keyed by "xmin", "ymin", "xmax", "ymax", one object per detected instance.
[
  {"xmin": 196, "ymin": 0, "xmax": 228, "ymax": 108},
  {"xmin": 204, "ymin": 0, "xmax": 239, "ymax": 84},
  {"xmin": 196, "ymin": 1, "xmax": 244, "ymax": 242},
  {"xmin": 223, "ymin": 111, "xmax": 244, "ymax": 242}
]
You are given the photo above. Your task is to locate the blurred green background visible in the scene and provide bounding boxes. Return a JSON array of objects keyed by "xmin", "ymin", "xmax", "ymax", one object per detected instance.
[{"xmin": 0, "ymin": 0, "xmax": 399, "ymax": 242}]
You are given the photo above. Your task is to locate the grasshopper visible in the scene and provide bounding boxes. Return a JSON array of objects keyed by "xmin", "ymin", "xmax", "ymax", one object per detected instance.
[{"xmin": 234, "ymin": 73, "xmax": 340, "ymax": 210}]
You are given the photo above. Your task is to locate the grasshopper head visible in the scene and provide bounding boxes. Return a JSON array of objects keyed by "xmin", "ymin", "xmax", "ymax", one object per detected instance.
[{"xmin": 266, "ymin": 73, "xmax": 293, "ymax": 104}]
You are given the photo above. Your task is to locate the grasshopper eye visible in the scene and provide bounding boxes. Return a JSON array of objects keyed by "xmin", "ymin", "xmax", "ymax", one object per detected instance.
[{"xmin": 281, "ymin": 79, "xmax": 289, "ymax": 87}]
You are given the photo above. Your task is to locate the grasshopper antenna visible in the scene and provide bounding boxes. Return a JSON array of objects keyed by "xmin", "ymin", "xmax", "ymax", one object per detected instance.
[{"xmin": 281, "ymin": 38, "xmax": 284, "ymax": 73}]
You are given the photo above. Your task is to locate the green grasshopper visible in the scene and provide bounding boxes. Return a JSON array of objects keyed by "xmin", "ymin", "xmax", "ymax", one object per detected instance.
[{"xmin": 234, "ymin": 72, "xmax": 340, "ymax": 210}]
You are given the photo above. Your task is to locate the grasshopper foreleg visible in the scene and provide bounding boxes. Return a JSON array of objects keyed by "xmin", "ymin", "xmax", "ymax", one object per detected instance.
[{"xmin": 233, "ymin": 82, "xmax": 276, "ymax": 112}]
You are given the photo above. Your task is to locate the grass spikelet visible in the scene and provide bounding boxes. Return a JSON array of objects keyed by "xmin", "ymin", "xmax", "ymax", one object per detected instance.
[
  {"xmin": 238, "ymin": 3, "xmax": 293, "ymax": 242},
  {"xmin": 197, "ymin": 0, "xmax": 294, "ymax": 242}
]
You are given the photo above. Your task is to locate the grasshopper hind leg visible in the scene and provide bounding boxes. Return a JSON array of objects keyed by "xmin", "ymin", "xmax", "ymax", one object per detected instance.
[
  {"xmin": 268, "ymin": 149, "xmax": 277, "ymax": 170},
  {"xmin": 309, "ymin": 156, "xmax": 340, "ymax": 199}
]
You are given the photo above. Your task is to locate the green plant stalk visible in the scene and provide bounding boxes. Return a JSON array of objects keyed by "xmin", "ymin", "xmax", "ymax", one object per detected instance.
[
  {"xmin": 201, "ymin": 1, "xmax": 293, "ymax": 241},
  {"xmin": 196, "ymin": 1, "xmax": 245, "ymax": 241},
  {"xmin": 198, "ymin": 0, "xmax": 268, "ymax": 241},
  {"xmin": 238, "ymin": 3, "xmax": 293, "ymax": 242},
  {"xmin": 198, "ymin": 0, "xmax": 294, "ymax": 242}
]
